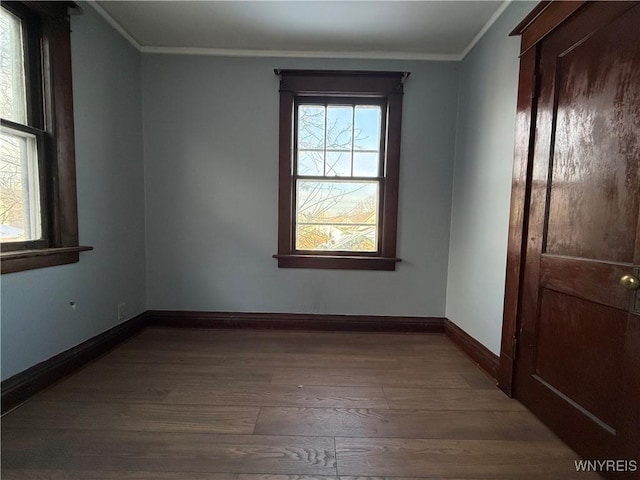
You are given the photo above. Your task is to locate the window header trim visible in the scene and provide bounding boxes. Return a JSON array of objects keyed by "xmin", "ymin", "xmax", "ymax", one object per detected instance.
[{"xmin": 275, "ymin": 69, "xmax": 410, "ymax": 96}]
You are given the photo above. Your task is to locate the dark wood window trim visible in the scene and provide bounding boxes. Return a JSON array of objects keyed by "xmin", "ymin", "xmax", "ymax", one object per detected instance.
[
  {"xmin": 1, "ymin": 1, "xmax": 92, "ymax": 274},
  {"xmin": 273, "ymin": 70, "xmax": 408, "ymax": 271}
]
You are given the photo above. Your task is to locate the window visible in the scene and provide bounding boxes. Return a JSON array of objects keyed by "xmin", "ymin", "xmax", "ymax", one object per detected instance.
[
  {"xmin": 1, "ymin": 1, "xmax": 90, "ymax": 274},
  {"xmin": 274, "ymin": 70, "xmax": 408, "ymax": 270}
]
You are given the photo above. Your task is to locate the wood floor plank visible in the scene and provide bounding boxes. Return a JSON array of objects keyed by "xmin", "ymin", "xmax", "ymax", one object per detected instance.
[
  {"xmin": 102, "ymin": 350, "xmax": 403, "ymax": 369},
  {"xmin": 238, "ymin": 476, "xmax": 444, "ymax": 480},
  {"xmin": 131, "ymin": 328, "xmax": 449, "ymax": 346},
  {"xmin": 334, "ymin": 438, "xmax": 600, "ymax": 479},
  {"xmin": 123, "ymin": 329, "xmax": 451, "ymax": 356},
  {"xmin": 2, "ymin": 401, "xmax": 260, "ymax": 434},
  {"xmin": 271, "ymin": 368, "xmax": 472, "ymax": 388},
  {"xmin": 40, "ymin": 367, "xmax": 269, "ymax": 405},
  {"xmin": 164, "ymin": 382, "xmax": 389, "ymax": 408},
  {"xmin": 458, "ymin": 371, "xmax": 497, "ymax": 389},
  {"xmin": 236, "ymin": 476, "xmax": 556, "ymax": 480},
  {"xmin": 383, "ymin": 387, "xmax": 526, "ymax": 411},
  {"xmin": 1, "ymin": 471, "xmax": 239, "ymax": 480},
  {"xmin": 41, "ymin": 376, "xmax": 173, "ymax": 404},
  {"xmin": 254, "ymin": 407, "xmax": 557, "ymax": 440},
  {"xmin": 1, "ymin": 427, "xmax": 54, "ymax": 468},
  {"xmin": 101, "ymin": 349, "xmax": 474, "ymax": 370},
  {"xmin": 69, "ymin": 362, "xmax": 273, "ymax": 384},
  {"xmin": 2, "ymin": 429, "xmax": 336, "ymax": 474},
  {"xmin": 236, "ymin": 477, "xmax": 589, "ymax": 480}
]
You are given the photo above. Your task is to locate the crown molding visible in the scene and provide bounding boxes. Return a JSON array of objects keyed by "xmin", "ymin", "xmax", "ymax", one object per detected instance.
[
  {"xmin": 86, "ymin": 0, "xmax": 142, "ymax": 51},
  {"xmin": 140, "ymin": 46, "xmax": 461, "ymax": 61},
  {"xmin": 460, "ymin": 0, "xmax": 512, "ymax": 60}
]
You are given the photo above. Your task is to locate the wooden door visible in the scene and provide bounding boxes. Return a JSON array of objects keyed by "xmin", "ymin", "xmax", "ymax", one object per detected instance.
[{"xmin": 515, "ymin": 2, "xmax": 640, "ymax": 473}]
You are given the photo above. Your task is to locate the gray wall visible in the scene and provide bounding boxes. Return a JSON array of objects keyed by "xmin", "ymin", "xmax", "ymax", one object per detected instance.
[
  {"xmin": 446, "ymin": 1, "xmax": 536, "ymax": 355},
  {"xmin": 0, "ymin": 5, "xmax": 146, "ymax": 380},
  {"xmin": 142, "ymin": 56, "xmax": 460, "ymax": 316}
]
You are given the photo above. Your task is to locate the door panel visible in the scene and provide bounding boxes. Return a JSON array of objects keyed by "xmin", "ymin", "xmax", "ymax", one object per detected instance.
[
  {"xmin": 536, "ymin": 288, "xmax": 625, "ymax": 429},
  {"xmin": 515, "ymin": 2, "xmax": 640, "ymax": 473},
  {"xmin": 545, "ymin": 18, "xmax": 640, "ymax": 263}
]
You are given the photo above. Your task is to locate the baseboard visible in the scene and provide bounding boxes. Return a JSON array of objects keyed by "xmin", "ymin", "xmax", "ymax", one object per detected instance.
[
  {"xmin": 444, "ymin": 319, "xmax": 499, "ymax": 381},
  {"xmin": 147, "ymin": 310, "xmax": 445, "ymax": 333},
  {"xmin": 1, "ymin": 312, "xmax": 149, "ymax": 414}
]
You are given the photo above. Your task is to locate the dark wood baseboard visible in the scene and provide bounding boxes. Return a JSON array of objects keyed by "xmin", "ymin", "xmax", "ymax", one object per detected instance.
[
  {"xmin": 444, "ymin": 319, "xmax": 499, "ymax": 382},
  {"xmin": 1, "ymin": 312, "xmax": 149, "ymax": 414},
  {"xmin": 147, "ymin": 310, "xmax": 445, "ymax": 333}
]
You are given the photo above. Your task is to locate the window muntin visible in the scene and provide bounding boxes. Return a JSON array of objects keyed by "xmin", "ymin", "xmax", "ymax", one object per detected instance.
[
  {"xmin": 294, "ymin": 100, "xmax": 384, "ymax": 253},
  {"xmin": 0, "ymin": 7, "xmax": 27, "ymax": 124}
]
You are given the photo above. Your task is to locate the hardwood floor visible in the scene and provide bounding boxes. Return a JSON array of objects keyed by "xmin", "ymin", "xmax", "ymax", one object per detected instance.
[{"xmin": 1, "ymin": 328, "xmax": 600, "ymax": 479}]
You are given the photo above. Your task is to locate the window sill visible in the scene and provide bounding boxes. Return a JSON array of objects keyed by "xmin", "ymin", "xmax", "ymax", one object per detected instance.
[
  {"xmin": 273, "ymin": 254, "xmax": 401, "ymax": 271},
  {"xmin": 1, "ymin": 246, "xmax": 93, "ymax": 274}
]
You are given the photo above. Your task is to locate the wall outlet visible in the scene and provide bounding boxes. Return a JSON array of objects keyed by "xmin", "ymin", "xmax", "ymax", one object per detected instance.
[{"xmin": 117, "ymin": 303, "xmax": 126, "ymax": 321}]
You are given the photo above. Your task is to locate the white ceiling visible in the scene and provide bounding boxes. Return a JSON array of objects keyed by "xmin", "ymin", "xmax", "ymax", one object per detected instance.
[{"xmin": 91, "ymin": 1, "xmax": 509, "ymax": 60}]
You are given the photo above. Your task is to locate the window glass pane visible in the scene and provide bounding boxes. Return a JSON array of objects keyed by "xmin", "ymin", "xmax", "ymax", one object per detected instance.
[
  {"xmin": 297, "ymin": 150, "xmax": 323, "ymax": 176},
  {"xmin": 325, "ymin": 151, "xmax": 351, "ymax": 177},
  {"xmin": 0, "ymin": 8, "xmax": 27, "ymax": 124},
  {"xmin": 353, "ymin": 152, "xmax": 379, "ymax": 177},
  {"xmin": 354, "ymin": 106, "xmax": 381, "ymax": 151},
  {"xmin": 0, "ymin": 126, "xmax": 42, "ymax": 242},
  {"xmin": 326, "ymin": 106, "xmax": 353, "ymax": 151},
  {"xmin": 296, "ymin": 224, "xmax": 377, "ymax": 252},
  {"xmin": 325, "ymin": 106, "xmax": 353, "ymax": 177},
  {"xmin": 298, "ymin": 105, "xmax": 325, "ymax": 150},
  {"xmin": 296, "ymin": 180, "xmax": 378, "ymax": 252}
]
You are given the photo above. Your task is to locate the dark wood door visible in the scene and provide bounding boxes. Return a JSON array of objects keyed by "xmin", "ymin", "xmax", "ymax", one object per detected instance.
[{"xmin": 515, "ymin": 2, "xmax": 640, "ymax": 474}]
